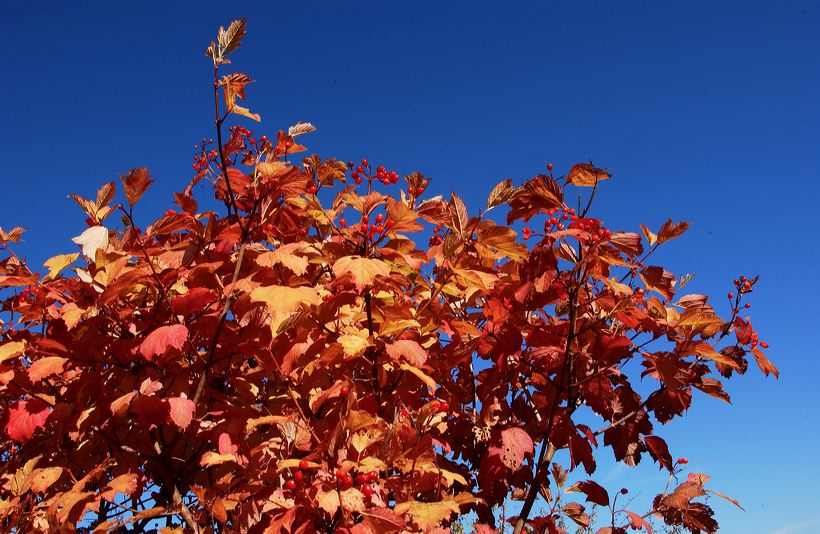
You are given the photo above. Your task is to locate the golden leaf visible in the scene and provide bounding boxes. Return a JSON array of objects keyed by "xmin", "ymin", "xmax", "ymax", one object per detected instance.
[
  {"xmin": 250, "ymin": 285, "xmax": 322, "ymax": 314},
  {"xmin": 332, "ymin": 256, "xmax": 391, "ymax": 290},
  {"xmin": 43, "ymin": 253, "xmax": 79, "ymax": 280},
  {"xmin": 394, "ymin": 499, "xmax": 459, "ymax": 531}
]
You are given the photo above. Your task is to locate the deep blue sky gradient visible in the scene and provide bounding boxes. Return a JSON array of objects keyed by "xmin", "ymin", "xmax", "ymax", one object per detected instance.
[{"xmin": 2, "ymin": 2, "xmax": 819, "ymax": 532}]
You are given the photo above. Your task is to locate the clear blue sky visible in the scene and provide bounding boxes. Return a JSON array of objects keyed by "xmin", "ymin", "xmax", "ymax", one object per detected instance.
[{"xmin": 2, "ymin": 1, "xmax": 818, "ymax": 532}]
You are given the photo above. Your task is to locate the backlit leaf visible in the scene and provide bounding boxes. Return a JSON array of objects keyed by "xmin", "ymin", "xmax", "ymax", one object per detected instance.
[
  {"xmin": 139, "ymin": 324, "xmax": 189, "ymax": 361},
  {"xmin": 565, "ymin": 162, "xmax": 612, "ymax": 187},
  {"xmin": 332, "ymin": 256, "xmax": 391, "ymax": 290}
]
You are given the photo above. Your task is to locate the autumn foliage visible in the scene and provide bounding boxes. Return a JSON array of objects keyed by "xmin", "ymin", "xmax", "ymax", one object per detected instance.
[{"xmin": 0, "ymin": 19, "xmax": 777, "ymax": 534}]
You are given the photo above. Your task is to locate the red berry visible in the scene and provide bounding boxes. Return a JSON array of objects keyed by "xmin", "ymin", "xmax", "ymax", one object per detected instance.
[
  {"xmin": 359, "ymin": 224, "xmax": 368, "ymax": 233},
  {"xmin": 677, "ymin": 457, "xmax": 688, "ymax": 465},
  {"xmin": 293, "ymin": 471, "xmax": 304, "ymax": 484},
  {"xmin": 355, "ymin": 474, "xmax": 368, "ymax": 485},
  {"xmin": 336, "ymin": 468, "xmax": 346, "ymax": 478},
  {"xmin": 728, "ymin": 292, "xmax": 734, "ymax": 299},
  {"xmin": 408, "ymin": 186, "xmax": 415, "ymax": 195},
  {"xmin": 744, "ymin": 281, "xmax": 752, "ymax": 289},
  {"xmin": 355, "ymin": 176, "xmax": 363, "ymax": 184},
  {"xmin": 361, "ymin": 159, "xmax": 369, "ymax": 167},
  {"xmin": 299, "ymin": 460, "xmax": 309, "ymax": 471},
  {"xmin": 547, "ymin": 163, "xmax": 554, "ymax": 171},
  {"xmin": 356, "ymin": 166, "xmax": 364, "ymax": 173},
  {"xmin": 366, "ymin": 471, "xmax": 378, "ymax": 483},
  {"xmin": 362, "ymin": 485, "xmax": 374, "ymax": 497},
  {"xmin": 285, "ymin": 140, "xmax": 293, "ymax": 149},
  {"xmin": 620, "ymin": 488, "xmax": 628, "ymax": 495},
  {"xmin": 307, "ymin": 186, "xmax": 318, "ymax": 194},
  {"xmin": 340, "ymin": 218, "xmax": 347, "ymax": 228},
  {"xmin": 284, "ymin": 479, "xmax": 296, "ymax": 490},
  {"xmin": 760, "ymin": 341, "xmax": 769, "ymax": 348},
  {"xmin": 416, "ymin": 186, "xmax": 425, "ymax": 195},
  {"xmin": 361, "ymin": 215, "xmax": 369, "ymax": 224},
  {"xmin": 386, "ymin": 220, "xmax": 394, "ymax": 229},
  {"xmin": 744, "ymin": 303, "xmax": 751, "ymax": 308},
  {"xmin": 339, "ymin": 473, "xmax": 353, "ymax": 489},
  {"xmin": 375, "ymin": 225, "xmax": 384, "ymax": 234},
  {"xmin": 348, "ymin": 161, "xmax": 354, "ymax": 168},
  {"xmin": 375, "ymin": 214, "xmax": 384, "ymax": 223},
  {"xmin": 557, "ymin": 223, "xmax": 565, "ymax": 230},
  {"xmin": 340, "ymin": 385, "xmax": 350, "ymax": 397}
]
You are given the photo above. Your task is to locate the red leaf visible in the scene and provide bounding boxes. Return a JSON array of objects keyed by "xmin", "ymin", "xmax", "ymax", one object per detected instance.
[
  {"xmin": 644, "ymin": 435, "xmax": 674, "ymax": 472},
  {"xmin": 568, "ymin": 479, "xmax": 610, "ymax": 506},
  {"xmin": 218, "ymin": 432, "xmax": 238, "ymax": 455},
  {"xmin": 167, "ymin": 394, "xmax": 195, "ymax": 429},
  {"xmin": 498, "ymin": 427, "xmax": 533, "ymax": 470},
  {"xmin": 139, "ymin": 324, "xmax": 188, "ymax": 361},
  {"xmin": 5, "ymin": 399, "xmax": 51, "ymax": 442}
]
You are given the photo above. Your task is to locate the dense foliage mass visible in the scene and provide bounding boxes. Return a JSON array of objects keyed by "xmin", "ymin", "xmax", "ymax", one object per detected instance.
[{"xmin": 0, "ymin": 19, "xmax": 776, "ymax": 534}]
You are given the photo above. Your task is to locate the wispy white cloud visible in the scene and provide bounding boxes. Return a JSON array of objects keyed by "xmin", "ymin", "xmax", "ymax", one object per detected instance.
[{"xmin": 770, "ymin": 515, "xmax": 820, "ymax": 534}]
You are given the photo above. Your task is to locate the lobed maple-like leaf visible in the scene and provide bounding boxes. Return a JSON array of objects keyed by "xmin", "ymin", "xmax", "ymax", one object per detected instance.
[
  {"xmin": 5, "ymin": 399, "xmax": 51, "ymax": 442},
  {"xmin": 138, "ymin": 324, "xmax": 189, "ymax": 361}
]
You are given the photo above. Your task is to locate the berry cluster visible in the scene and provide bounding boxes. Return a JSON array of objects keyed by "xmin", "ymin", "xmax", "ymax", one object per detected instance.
[
  {"xmin": 545, "ymin": 206, "xmax": 576, "ymax": 232},
  {"xmin": 227, "ymin": 125, "xmax": 268, "ymax": 155},
  {"xmin": 728, "ymin": 276, "xmax": 758, "ymax": 311},
  {"xmin": 429, "ymin": 223, "xmax": 444, "ymax": 246},
  {"xmin": 191, "ymin": 138, "xmax": 218, "ymax": 171},
  {"xmin": 345, "ymin": 212, "xmax": 394, "ymax": 241},
  {"xmin": 574, "ymin": 218, "xmax": 611, "ymax": 245},
  {"xmin": 283, "ymin": 459, "xmax": 316, "ymax": 492},
  {"xmin": 348, "ymin": 159, "xmax": 399, "ymax": 186},
  {"xmin": 272, "ymin": 137, "xmax": 292, "ymax": 157},
  {"xmin": 335, "ymin": 468, "xmax": 378, "ymax": 496}
]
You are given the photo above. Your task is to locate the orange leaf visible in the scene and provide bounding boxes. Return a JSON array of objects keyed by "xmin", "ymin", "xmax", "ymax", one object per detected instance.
[
  {"xmin": 27, "ymin": 357, "xmax": 67, "ymax": 383},
  {"xmin": 565, "ymin": 162, "xmax": 611, "ymax": 187}
]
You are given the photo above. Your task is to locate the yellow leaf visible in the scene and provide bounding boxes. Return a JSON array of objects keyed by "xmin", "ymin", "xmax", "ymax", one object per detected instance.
[
  {"xmin": 341, "ymin": 487, "xmax": 366, "ymax": 513},
  {"xmin": 200, "ymin": 451, "xmax": 239, "ymax": 468},
  {"xmin": 110, "ymin": 391, "xmax": 137, "ymax": 417},
  {"xmin": 250, "ymin": 285, "xmax": 321, "ymax": 314},
  {"xmin": 0, "ymin": 341, "xmax": 25, "ymax": 364},
  {"xmin": 245, "ymin": 415, "xmax": 292, "ymax": 434},
  {"xmin": 332, "ymin": 256, "xmax": 391, "ymax": 290},
  {"xmin": 43, "ymin": 253, "xmax": 80, "ymax": 280},
  {"xmin": 316, "ymin": 488, "xmax": 339, "ymax": 516},
  {"xmin": 255, "ymin": 244, "xmax": 310, "ymax": 275},
  {"xmin": 339, "ymin": 333, "xmax": 370, "ymax": 358},
  {"xmin": 395, "ymin": 499, "xmax": 459, "ymax": 531}
]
